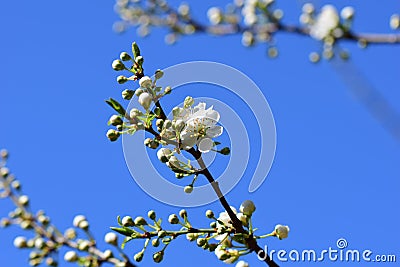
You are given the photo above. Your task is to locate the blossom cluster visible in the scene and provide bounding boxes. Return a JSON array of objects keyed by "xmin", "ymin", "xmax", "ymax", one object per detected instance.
[
  {"xmin": 113, "ymin": 0, "xmax": 400, "ymax": 61},
  {"xmin": 0, "ymin": 150, "xmax": 135, "ymax": 267},
  {"xmin": 111, "ymin": 200, "xmax": 289, "ymax": 265},
  {"xmin": 106, "ymin": 42, "xmax": 229, "ymax": 191}
]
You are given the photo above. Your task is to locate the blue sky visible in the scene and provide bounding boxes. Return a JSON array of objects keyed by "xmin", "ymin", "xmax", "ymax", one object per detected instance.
[{"xmin": 0, "ymin": 1, "xmax": 399, "ymax": 266}]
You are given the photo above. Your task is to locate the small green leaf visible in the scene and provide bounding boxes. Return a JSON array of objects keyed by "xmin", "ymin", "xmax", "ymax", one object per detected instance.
[
  {"xmin": 132, "ymin": 42, "xmax": 141, "ymax": 58},
  {"xmin": 110, "ymin": 226, "xmax": 135, "ymax": 237},
  {"xmin": 105, "ymin": 98, "xmax": 126, "ymax": 116},
  {"xmin": 121, "ymin": 236, "xmax": 133, "ymax": 249},
  {"xmin": 213, "ymin": 141, "xmax": 221, "ymax": 146},
  {"xmin": 117, "ymin": 215, "xmax": 122, "ymax": 226}
]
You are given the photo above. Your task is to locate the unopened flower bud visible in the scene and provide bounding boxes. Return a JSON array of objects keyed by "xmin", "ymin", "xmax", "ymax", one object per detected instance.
[
  {"xmin": 148, "ymin": 210, "xmax": 156, "ymax": 220},
  {"xmin": 45, "ymin": 257, "xmax": 57, "ymax": 267},
  {"xmin": 64, "ymin": 251, "xmax": 78, "ymax": 262},
  {"xmin": 164, "ymin": 86, "xmax": 172, "ymax": 95},
  {"xmin": 157, "ymin": 148, "xmax": 172, "ymax": 163},
  {"xmin": 14, "ymin": 236, "xmax": 27, "ymax": 248},
  {"xmin": 153, "ymin": 251, "xmax": 164, "ymax": 263},
  {"xmin": 186, "ymin": 233, "xmax": 199, "ymax": 241},
  {"xmin": 134, "ymin": 251, "xmax": 144, "ymax": 262},
  {"xmin": 0, "ymin": 149, "xmax": 9, "ymax": 159},
  {"xmin": 236, "ymin": 260, "xmax": 249, "ymax": 267},
  {"xmin": 138, "ymin": 92, "xmax": 152, "ymax": 110},
  {"xmin": 120, "ymin": 52, "xmax": 131, "ymax": 61},
  {"xmin": 179, "ymin": 209, "xmax": 187, "ymax": 218},
  {"xmin": 135, "ymin": 88, "xmax": 143, "ymax": 96},
  {"xmin": 184, "ymin": 185, "xmax": 193, "ymax": 194},
  {"xmin": 240, "ymin": 200, "xmax": 256, "ymax": 216},
  {"xmin": 18, "ymin": 195, "xmax": 29, "ymax": 206},
  {"xmin": 34, "ymin": 238, "xmax": 45, "ymax": 249},
  {"xmin": 104, "ymin": 232, "xmax": 118, "ymax": 245},
  {"xmin": 196, "ymin": 238, "xmax": 207, "ymax": 247},
  {"xmin": 158, "ymin": 230, "xmax": 167, "ymax": 238},
  {"xmin": 168, "ymin": 214, "xmax": 179, "ymax": 224},
  {"xmin": 38, "ymin": 215, "xmax": 50, "ymax": 225},
  {"xmin": 184, "ymin": 96, "xmax": 194, "ymax": 108},
  {"xmin": 274, "ymin": 224, "xmax": 290, "ymax": 239},
  {"xmin": 139, "ymin": 76, "xmax": 152, "ymax": 88},
  {"xmin": 129, "ymin": 108, "xmax": 141, "ymax": 119},
  {"xmin": 390, "ymin": 14, "xmax": 400, "ymax": 29},
  {"xmin": 117, "ymin": 75, "xmax": 128, "ymax": 84},
  {"xmin": 0, "ymin": 167, "xmax": 9, "ymax": 177},
  {"xmin": 302, "ymin": 3, "xmax": 314, "ymax": 14},
  {"xmin": 210, "ymin": 221, "xmax": 217, "ymax": 228},
  {"xmin": 103, "ymin": 249, "xmax": 113, "ymax": 260},
  {"xmin": 173, "ymin": 119, "xmax": 185, "ymax": 131},
  {"xmin": 112, "ymin": 60, "xmax": 125, "ymax": 71},
  {"xmin": 163, "ymin": 120, "xmax": 172, "ymax": 129},
  {"xmin": 122, "ymin": 89, "xmax": 135, "ymax": 100},
  {"xmin": 121, "ymin": 216, "xmax": 135, "ymax": 227},
  {"xmin": 156, "ymin": 119, "xmax": 164, "ymax": 128},
  {"xmin": 78, "ymin": 220, "xmax": 89, "ymax": 230},
  {"xmin": 205, "ymin": 210, "xmax": 214, "ymax": 218},
  {"xmin": 152, "ymin": 238, "xmax": 160, "ymax": 247},
  {"xmin": 236, "ymin": 213, "xmax": 248, "ymax": 226},
  {"xmin": 340, "ymin": 6, "xmax": 354, "ymax": 20},
  {"xmin": 134, "ymin": 216, "xmax": 147, "ymax": 226},
  {"xmin": 64, "ymin": 228, "xmax": 77, "ymax": 239},
  {"xmin": 155, "ymin": 69, "xmax": 164, "ymax": 79},
  {"xmin": 78, "ymin": 240, "xmax": 90, "ymax": 251},
  {"xmin": 109, "ymin": 115, "xmax": 123, "ymax": 126},
  {"xmin": 106, "ymin": 129, "xmax": 120, "ymax": 142},
  {"xmin": 11, "ymin": 180, "xmax": 21, "ymax": 190},
  {"xmin": 135, "ymin": 56, "xmax": 144, "ymax": 66},
  {"xmin": 220, "ymin": 147, "xmax": 230, "ymax": 155},
  {"xmin": 144, "ymin": 138, "xmax": 153, "ymax": 146}
]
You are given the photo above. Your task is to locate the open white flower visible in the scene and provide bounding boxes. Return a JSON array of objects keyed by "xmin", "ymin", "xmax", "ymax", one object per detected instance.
[
  {"xmin": 310, "ymin": 5, "xmax": 339, "ymax": 40},
  {"xmin": 179, "ymin": 103, "xmax": 223, "ymax": 153}
]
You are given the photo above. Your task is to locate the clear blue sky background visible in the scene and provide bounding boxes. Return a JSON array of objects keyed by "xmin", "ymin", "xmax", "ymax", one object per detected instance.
[{"xmin": 0, "ymin": 1, "xmax": 399, "ymax": 266}]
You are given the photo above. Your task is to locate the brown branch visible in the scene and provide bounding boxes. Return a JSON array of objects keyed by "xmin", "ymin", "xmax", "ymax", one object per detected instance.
[{"xmin": 187, "ymin": 148, "xmax": 279, "ymax": 267}]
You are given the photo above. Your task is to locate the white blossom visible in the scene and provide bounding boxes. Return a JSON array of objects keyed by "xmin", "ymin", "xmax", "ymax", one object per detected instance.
[
  {"xmin": 139, "ymin": 76, "xmax": 152, "ymax": 88},
  {"xmin": 310, "ymin": 5, "xmax": 339, "ymax": 40},
  {"xmin": 179, "ymin": 103, "xmax": 223, "ymax": 153}
]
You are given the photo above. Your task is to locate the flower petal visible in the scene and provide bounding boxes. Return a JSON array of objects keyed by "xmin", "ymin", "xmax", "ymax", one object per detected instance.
[
  {"xmin": 198, "ymin": 138, "xmax": 213, "ymax": 153},
  {"xmin": 207, "ymin": 125, "xmax": 223, "ymax": 138}
]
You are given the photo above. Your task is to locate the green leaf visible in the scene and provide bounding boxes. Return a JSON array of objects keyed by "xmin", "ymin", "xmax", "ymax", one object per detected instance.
[
  {"xmin": 213, "ymin": 141, "xmax": 221, "ymax": 146},
  {"xmin": 105, "ymin": 98, "xmax": 126, "ymax": 116},
  {"xmin": 110, "ymin": 226, "xmax": 135, "ymax": 237},
  {"xmin": 132, "ymin": 42, "xmax": 141, "ymax": 58},
  {"xmin": 157, "ymin": 218, "xmax": 162, "ymax": 226},
  {"xmin": 121, "ymin": 236, "xmax": 133, "ymax": 249},
  {"xmin": 117, "ymin": 215, "xmax": 122, "ymax": 226}
]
